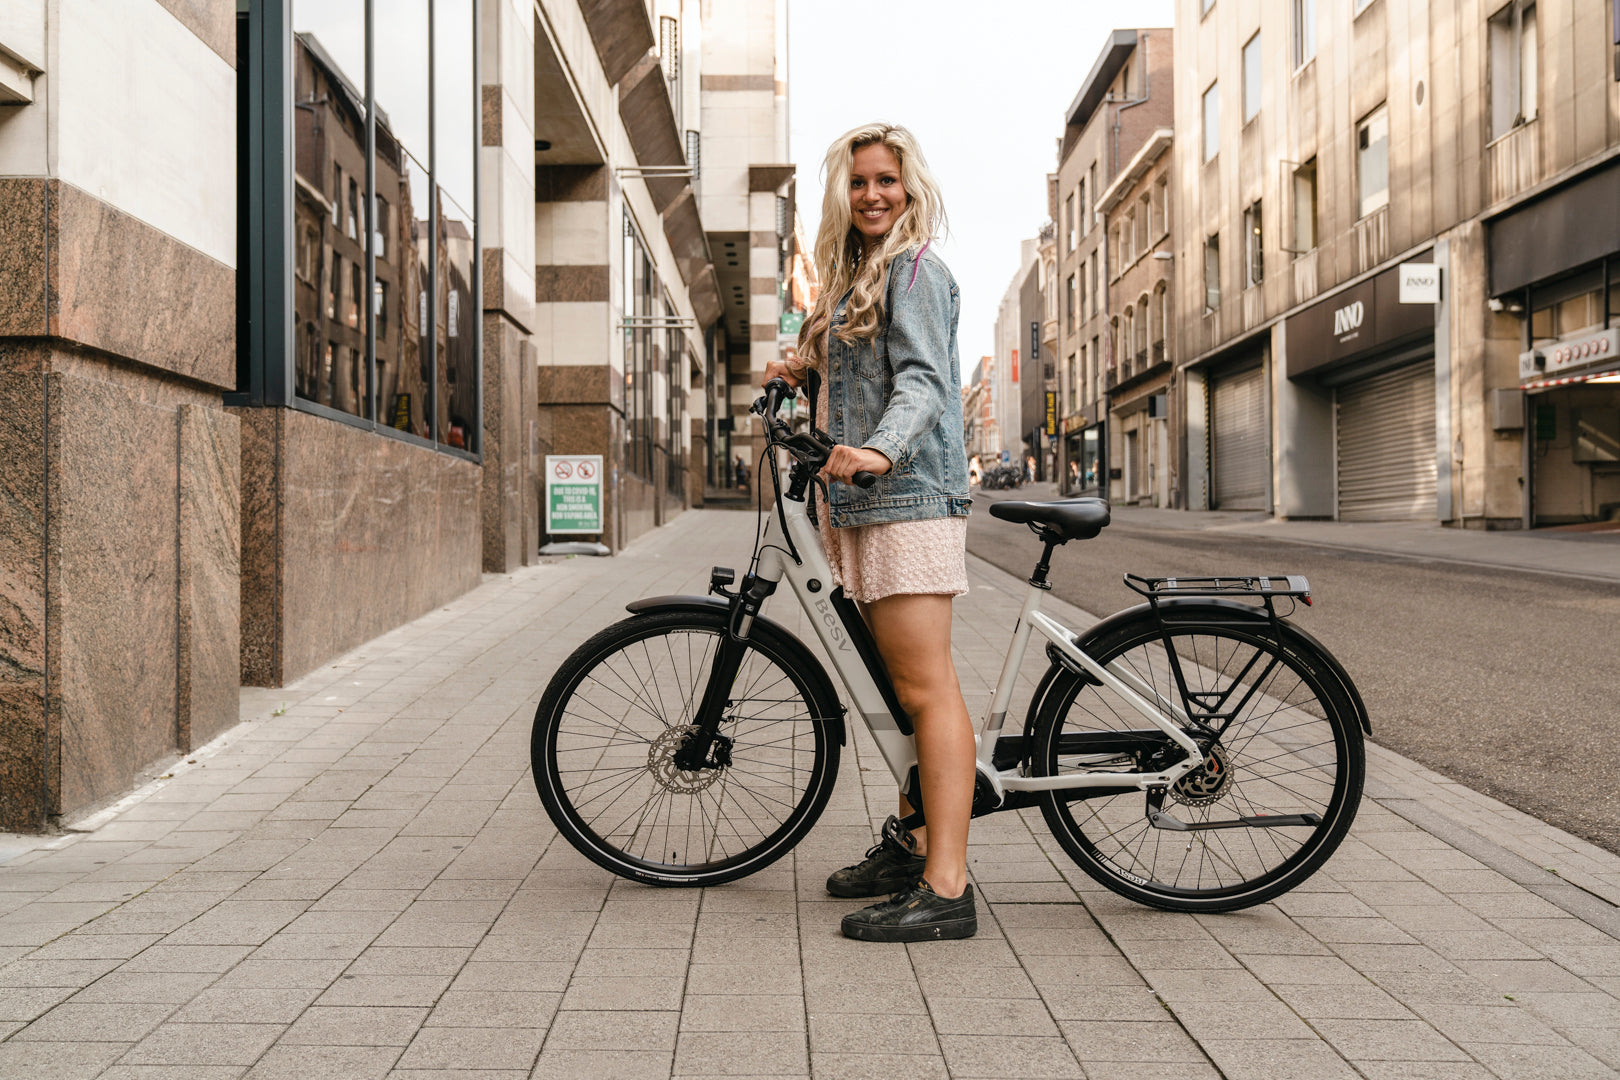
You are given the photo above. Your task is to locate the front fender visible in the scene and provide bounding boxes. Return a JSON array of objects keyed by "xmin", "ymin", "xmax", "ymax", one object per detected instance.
[{"xmin": 625, "ymin": 595, "xmax": 847, "ymax": 745}]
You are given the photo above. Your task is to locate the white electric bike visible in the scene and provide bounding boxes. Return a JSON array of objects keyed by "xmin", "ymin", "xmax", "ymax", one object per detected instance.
[{"xmin": 531, "ymin": 380, "xmax": 1367, "ymax": 912}]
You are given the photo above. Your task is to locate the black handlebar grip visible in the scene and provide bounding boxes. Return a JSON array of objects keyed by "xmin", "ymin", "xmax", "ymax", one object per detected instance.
[{"xmin": 852, "ymin": 471, "xmax": 878, "ymax": 489}]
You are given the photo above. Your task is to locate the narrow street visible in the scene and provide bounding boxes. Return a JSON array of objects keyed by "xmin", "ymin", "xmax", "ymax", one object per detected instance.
[{"xmin": 967, "ymin": 489, "xmax": 1620, "ymax": 854}]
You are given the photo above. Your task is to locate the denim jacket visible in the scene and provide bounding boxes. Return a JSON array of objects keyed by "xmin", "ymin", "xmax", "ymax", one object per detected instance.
[{"xmin": 823, "ymin": 244, "xmax": 971, "ymax": 528}]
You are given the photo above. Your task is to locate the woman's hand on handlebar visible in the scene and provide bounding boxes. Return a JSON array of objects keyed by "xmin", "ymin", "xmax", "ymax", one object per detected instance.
[
  {"xmin": 821, "ymin": 445, "xmax": 891, "ymax": 486},
  {"xmin": 762, "ymin": 359, "xmax": 801, "ymax": 389}
]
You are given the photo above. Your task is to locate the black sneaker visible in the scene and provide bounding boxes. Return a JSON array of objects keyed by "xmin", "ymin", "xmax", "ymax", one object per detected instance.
[
  {"xmin": 841, "ymin": 880, "xmax": 977, "ymax": 942},
  {"xmin": 826, "ymin": 816, "xmax": 928, "ymax": 899}
]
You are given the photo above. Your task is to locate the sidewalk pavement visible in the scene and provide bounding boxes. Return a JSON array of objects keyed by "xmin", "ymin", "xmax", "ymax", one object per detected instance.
[
  {"xmin": 1, "ymin": 508, "xmax": 1618, "ymax": 1079},
  {"xmin": 1010, "ymin": 481, "xmax": 1620, "ymax": 583}
]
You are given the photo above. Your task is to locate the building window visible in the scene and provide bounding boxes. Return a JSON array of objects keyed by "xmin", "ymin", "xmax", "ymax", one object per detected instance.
[
  {"xmin": 1122, "ymin": 213, "xmax": 1135, "ymax": 267},
  {"xmin": 1111, "ymin": 316, "xmax": 1123, "ymax": 369},
  {"xmin": 1291, "ymin": 158, "xmax": 1317, "ymax": 252},
  {"xmin": 1203, "ymin": 0, "xmax": 1215, "ymax": 13},
  {"xmin": 1089, "ymin": 251, "xmax": 1100, "ymax": 313},
  {"xmin": 1078, "ymin": 178, "xmax": 1088, "ymax": 235},
  {"xmin": 1202, "ymin": 82, "xmax": 1220, "ymax": 162},
  {"xmin": 1136, "ymin": 194, "xmax": 1150, "ymax": 256},
  {"xmin": 241, "ymin": 0, "xmax": 479, "ymax": 450},
  {"xmin": 1204, "ymin": 233, "xmax": 1221, "ymax": 313},
  {"xmin": 1243, "ymin": 32, "xmax": 1262, "ymax": 122},
  {"xmin": 1152, "ymin": 176, "xmax": 1169, "ymax": 239},
  {"xmin": 1080, "ymin": 260, "xmax": 1089, "ymax": 321},
  {"xmin": 1354, "ymin": 0, "xmax": 1374, "ymax": 13},
  {"xmin": 622, "ymin": 211, "xmax": 677, "ymax": 483},
  {"xmin": 1066, "ymin": 193, "xmax": 1076, "ymax": 253},
  {"xmin": 1243, "ymin": 200, "xmax": 1264, "ymax": 287},
  {"xmin": 1086, "ymin": 164, "xmax": 1097, "ymax": 228},
  {"xmin": 1293, "ymin": 0, "xmax": 1316, "ymax": 68},
  {"xmin": 1489, "ymin": 1, "xmax": 1538, "ymax": 140},
  {"xmin": 1068, "ymin": 351, "xmax": 1079, "ymax": 412},
  {"xmin": 1066, "ymin": 273, "xmax": 1077, "ymax": 332},
  {"xmin": 1357, "ymin": 105, "xmax": 1390, "ymax": 219}
]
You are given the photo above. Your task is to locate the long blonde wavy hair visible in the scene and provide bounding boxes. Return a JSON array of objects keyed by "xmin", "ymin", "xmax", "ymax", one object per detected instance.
[{"xmin": 796, "ymin": 123, "xmax": 947, "ymax": 369}]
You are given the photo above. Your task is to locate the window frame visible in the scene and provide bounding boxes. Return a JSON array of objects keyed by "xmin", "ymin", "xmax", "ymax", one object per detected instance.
[
  {"xmin": 1356, "ymin": 104, "xmax": 1390, "ymax": 220},
  {"xmin": 1242, "ymin": 31, "xmax": 1262, "ymax": 123},
  {"xmin": 1202, "ymin": 81, "xmax": 1220, "ymax": 163},
  {"xmin": 1243, "ymin": 200, "xmax": 1264, "ymax": 288},
  {"xmin": 1292, "ymin": 0, "xmax": 1317, "ymax": 69},
  {"xmin": 232, "ymin": 0, "xmax": 482, "ymax": 463},
  {"xmin": 1204, "ymin": 232, "xmax": 1221, "ymax": 314}
]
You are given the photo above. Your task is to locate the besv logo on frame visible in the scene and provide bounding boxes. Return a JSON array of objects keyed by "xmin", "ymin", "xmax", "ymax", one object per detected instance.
[{"xmin": 813, "ymin": 599, "xmax": 850, "ymax": 651}]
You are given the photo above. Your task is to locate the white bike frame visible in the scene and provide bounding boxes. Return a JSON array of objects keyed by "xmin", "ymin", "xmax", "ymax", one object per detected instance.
[{"xmin": 753, "ymin": 493, "xmax": 1208, "ymax": 806}]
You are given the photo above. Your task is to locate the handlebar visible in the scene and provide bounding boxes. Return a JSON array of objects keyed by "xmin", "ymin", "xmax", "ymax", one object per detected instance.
[{"xmin": 752, "ymin": 378, "xmax": 877, "ymax": 490}]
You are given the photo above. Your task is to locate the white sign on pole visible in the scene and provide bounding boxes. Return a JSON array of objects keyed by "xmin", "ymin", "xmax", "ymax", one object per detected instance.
[
  {"xmin": 546, "ymin": 455, "xmax": 603, "ymax": 534},
  {"xmin": 1399, "ymin": 262, "xmax": 1441, "ymax": 304}
]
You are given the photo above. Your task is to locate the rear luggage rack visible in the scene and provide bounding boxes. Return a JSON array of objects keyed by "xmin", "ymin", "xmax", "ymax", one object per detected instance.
[{"xmin": 1124, "ymin": 573, "xmax": 1311, "ymax": 604}]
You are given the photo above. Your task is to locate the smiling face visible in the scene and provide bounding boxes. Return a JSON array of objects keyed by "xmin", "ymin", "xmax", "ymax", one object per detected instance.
[{"xmin": 848, "ymin": 142, "xmax": 907, "ymax": 248}]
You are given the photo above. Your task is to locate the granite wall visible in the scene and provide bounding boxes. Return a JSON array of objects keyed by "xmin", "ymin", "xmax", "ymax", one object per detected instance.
[
  {"xmin": 0, "ymin": 355, "xmax": 240, "ymax": 829},
  {"xmin": 237, "ymin": 409, "xmax": 484, "ymax": 687},
  {"xmin": 481, "ymin": 315, "xmax": 538, "ymax": 572}
]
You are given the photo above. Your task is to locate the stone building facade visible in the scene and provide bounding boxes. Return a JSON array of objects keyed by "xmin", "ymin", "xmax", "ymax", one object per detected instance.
[
  {"xmin": 0, "ymin": 0, "xmax": 786, "ymax": 831},
  {"xmin": 1052, "ymin": 28, "xmax": 1175, "ymax": 496},
  {"xmin": 1172, "ymin": 0, "xmax": 1620, "ymax": 526},
  {"xmin": 1099, "ymin": 128, "xmax": 1178, "ymax": 506}
]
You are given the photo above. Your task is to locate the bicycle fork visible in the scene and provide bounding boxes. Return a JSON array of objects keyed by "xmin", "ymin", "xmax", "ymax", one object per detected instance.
[{"xmin": 671, "ymin": 567, "xmax": 777, "ymax": 772}]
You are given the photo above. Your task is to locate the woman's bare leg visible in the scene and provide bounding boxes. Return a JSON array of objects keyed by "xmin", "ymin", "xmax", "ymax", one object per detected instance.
[{"xmin": 861, "ymin": 593, "xmax": 974, "ymax": 898}]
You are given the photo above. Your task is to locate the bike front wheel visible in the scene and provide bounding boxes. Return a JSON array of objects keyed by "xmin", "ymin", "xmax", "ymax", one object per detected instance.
[
  {"xmin": 1034, "ymin": 609, "xmax": 1364, "ymax": 912},
  {"xmin": 533, "ymin": 609, "xmax": 841, "ymax": 887}
]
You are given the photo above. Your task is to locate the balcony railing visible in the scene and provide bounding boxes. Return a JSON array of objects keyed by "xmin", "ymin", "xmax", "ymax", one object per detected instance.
[
  {"xmin": 1352, "ymin": 205, "xmax": 1388, "ymax": 276},
  {"xmin": 1292, "ymin": 248, "xmax": 1319, "ymax": 305},
  {"xmin": 1488, "ymin": 118, "xmax": 1541, "ymax": 206}
]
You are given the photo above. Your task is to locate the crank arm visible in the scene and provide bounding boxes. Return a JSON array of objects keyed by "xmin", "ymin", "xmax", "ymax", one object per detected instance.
[{"xmin": 1147, "ymin": 809, "xmax": 1323, "ymax": 832}]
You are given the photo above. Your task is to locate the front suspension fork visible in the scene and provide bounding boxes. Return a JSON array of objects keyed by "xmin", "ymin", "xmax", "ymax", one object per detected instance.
[{"xmin": 672, "ymin": 569, "xmax": 777, "ymax": 770}]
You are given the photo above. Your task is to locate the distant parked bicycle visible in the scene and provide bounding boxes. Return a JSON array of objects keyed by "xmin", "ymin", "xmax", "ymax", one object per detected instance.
[
  {"xmin": 979, "ymin": 464, "xmax": 1024, "ymax": 491},
  {"xmin": 531, "ymin": 380, "xmax": 1368, "ymax": 912}
]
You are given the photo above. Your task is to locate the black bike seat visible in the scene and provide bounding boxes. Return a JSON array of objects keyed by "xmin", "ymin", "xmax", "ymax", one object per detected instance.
[{"xmin": 988, "ymin": 498, "xmax": 1111, "ymax": 542}]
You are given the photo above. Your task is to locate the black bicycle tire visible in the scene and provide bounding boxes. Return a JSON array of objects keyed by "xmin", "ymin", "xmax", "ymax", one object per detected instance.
[
  {"xmin": 1034, "ymin": 609, "xmax": 1364, "ymax": 912},
  {"xmin": 533, "ymin": 609, "xmax": 841, "ymax": 888}
]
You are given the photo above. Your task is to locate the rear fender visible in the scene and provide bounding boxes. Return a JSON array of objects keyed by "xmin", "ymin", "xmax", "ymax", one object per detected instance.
[{"xmin": 625, "ymin": 595, "xmax": 848, "ymax": 745}]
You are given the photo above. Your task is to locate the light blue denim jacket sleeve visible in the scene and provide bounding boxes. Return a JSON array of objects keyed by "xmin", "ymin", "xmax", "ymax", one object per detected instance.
[
  {"xmin": 824, "ymin": 245, "xmax": 970, "ymax": 528},
  {"xmin": 860, "ymin": 253, "xmax": 954, "ymax": 472}
]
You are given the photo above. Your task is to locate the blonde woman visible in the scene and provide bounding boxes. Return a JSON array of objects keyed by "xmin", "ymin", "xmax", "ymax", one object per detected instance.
[{"xmin": 763, "ymin": 123, "xmax": 976, "ymax": 942}]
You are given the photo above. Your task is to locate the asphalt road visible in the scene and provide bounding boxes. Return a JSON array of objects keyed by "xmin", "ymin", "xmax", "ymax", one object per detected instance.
[{"xmin": 966, "ymin": 490, "xmax": 1620, "ymax": 854}]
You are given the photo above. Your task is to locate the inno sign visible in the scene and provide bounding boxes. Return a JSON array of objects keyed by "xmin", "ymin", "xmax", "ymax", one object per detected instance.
[
  {"xmin": 1399, "ymin": 262, "xmax": 1441, "ymax": 304},
  {"xmin": 1333, "ymin": 300, "xmax": 1366, "ymax": 337}
]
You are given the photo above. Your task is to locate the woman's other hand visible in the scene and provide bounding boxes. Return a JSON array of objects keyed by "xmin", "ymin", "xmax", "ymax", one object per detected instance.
[
  {"xmin": 762, "ymin": 359, "xmax": 801, "ymax": 389},
  {"xmin": 821, "ymin": 445, "xmax": 892, "ymax": 485}
]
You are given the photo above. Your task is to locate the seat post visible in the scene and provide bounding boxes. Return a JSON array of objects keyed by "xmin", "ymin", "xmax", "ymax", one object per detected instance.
[{"xmin": 1028, "ymin": 534, "xmax": 1060, "ymax": 590}]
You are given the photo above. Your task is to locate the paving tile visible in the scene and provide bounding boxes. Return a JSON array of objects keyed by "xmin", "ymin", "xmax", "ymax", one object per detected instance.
[
  {"xmin": 937, "ymin": 1034, "xmax": 1083, "ymax": 1078},
  {"xmin": 681, "ymin": 994, "xmax": 804, "ymax": 1032},
  {"xmin": 0, "ymin": 1040, "xmax": 132, "ymax": 1080},
  {"xmin": 242, "ymin": 1044, "xmax": 399, "ymax": 1080},
  {"xmin": 545, "ymin": 1010, "xmax": 678, "ymax": 1051},
  {"xmin": 805, "ymin": 1010, "xmax": 938, "ymax": 1053},
  {"xmin": 1413, "ymin": 1003, "xmax": 1568, "ymax": 1045},
  {"xmin": 560, "ymin": 974, "xmax": 685, "ymax": 1011},
  {"xmin": 209, "ymin": 959, "xmax": 349, "ymax": 989},
  {"xmin": 1170, "ymin": 999, "xmax": 1317, "ymax": 1041},
  {"xmin": 1058, "ymin": 1019, "xmax": 1207, "ymax": 1062},
  {"xmin": 1463, "ymin": 1042, "xmax": 1617, "ymax": 1080},
  {"xmin": 1197, "ymin": 1038, "xmax": 1361, "ymax": 1080},
  {"xmin": 1312, "ymin": 1018, "xmax": 1473, "ymax": 1061},
  {"xmin": 280, "ymin": 1005, "xmax": 428, "ymax": 1044},
  {"xmin": 675, "ymin": 1030, "xmax": 808, "ymax": 1075},
  {"xmin": 314, "ymin": 974, "xmax": 451, "ymax": 1007},
  {"xmin": 1461, "ymin": 959, "xmax": 1596, "ymax": 994},
  {"xmin": 122, "ymin": 1021, "xmax": 284, "ymax": 1065},
  {"xmin": 1269, "ymin": 981, "xmax": 1416, "ymax": 1020},
  {"xmin": 423, "ymin": 989, "xmax": 560, "ymax": 1028},
  {"xmin": 100, "ymin": 1067, "xmax": 249, "ymax": 1080},
  {"xmin": 530, "ymin": 1049, "xmax": 672, "ymax": 1080},
  {"xmin": 808, "ymin": 1052, "xmax": 948, "ymax": 1080},
  {"xmin": 10, "ymin": 1000, "xmax": 175, "ymax": 1042},
  {"xmin": 0, "ymin": 984, "xmax": 78, "ymax": 1021},
  {"xmin": 393, "ymin": 1025, "xmax": 544, "ymax": 1070}
]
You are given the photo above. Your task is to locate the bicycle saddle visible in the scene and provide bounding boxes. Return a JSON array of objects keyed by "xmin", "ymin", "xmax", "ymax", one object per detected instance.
[{"xmin": 988, "ymin": 497, "xmax": 1111, "ymax": 542}]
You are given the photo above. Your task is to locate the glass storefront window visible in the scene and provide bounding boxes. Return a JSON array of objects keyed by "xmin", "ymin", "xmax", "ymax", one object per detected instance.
[
  {"xmin": 255, "ymin": 0, "xmax": 476, "ymax": 451},
  {"xmin": 438, "ymin": 190, "xmax": 477, "ymax": 449}
]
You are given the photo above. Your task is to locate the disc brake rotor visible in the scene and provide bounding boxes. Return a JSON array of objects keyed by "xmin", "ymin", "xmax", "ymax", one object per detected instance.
[
  {"xmin": 1169, "ymin": 744, "xmax": 1234, "ymax": 807},
  {"xmin": 649, "ymin": 725, "xmax": 724, "ymax": 794}
]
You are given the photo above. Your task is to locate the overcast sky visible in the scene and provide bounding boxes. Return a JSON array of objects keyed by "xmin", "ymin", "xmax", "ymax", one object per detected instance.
[{"xmin": 787, "ymin": 1, "xmax": 1177, "ymax": 377}]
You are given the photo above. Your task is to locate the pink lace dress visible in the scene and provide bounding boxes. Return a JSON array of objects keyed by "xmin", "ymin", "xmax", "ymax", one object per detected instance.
[{"xmin": 814, "ymin": 374, "xmax": 968, "ymax": 604}]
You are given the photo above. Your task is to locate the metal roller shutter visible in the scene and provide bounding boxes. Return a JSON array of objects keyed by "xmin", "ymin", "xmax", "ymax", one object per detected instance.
[
  {"xmin": 1335, "ymin": 360, "xmax": 1437, "ymax": 522},
  {"xmin": 1211, "ymin": 365, "xmax": 1268, "ymax": 510}
]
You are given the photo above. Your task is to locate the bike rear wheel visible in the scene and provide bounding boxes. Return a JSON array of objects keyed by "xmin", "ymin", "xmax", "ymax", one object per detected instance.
[
  {"xmin": 1034, "ymin": 609, "xmax": 1364, "ymax": 912},
  {"xmin": 533, "ymin": 609, "xmax": 841, "ymax": 887}
]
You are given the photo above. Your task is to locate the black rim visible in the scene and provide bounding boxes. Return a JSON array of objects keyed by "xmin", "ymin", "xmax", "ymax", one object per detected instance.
[
  {"xmin": 1047, "ymin": 626, "xmax": 1352, "ymax": 900},
  {"xmin": 544, "ymin": 621, "xmax": 828, "ymax": 878}
]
